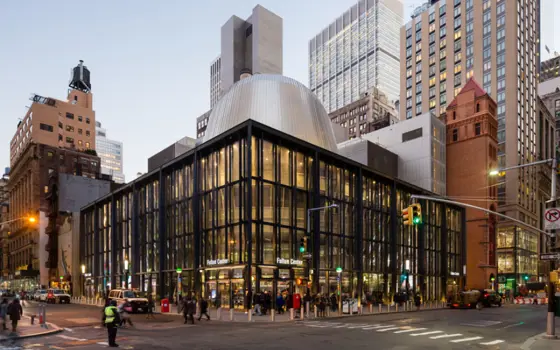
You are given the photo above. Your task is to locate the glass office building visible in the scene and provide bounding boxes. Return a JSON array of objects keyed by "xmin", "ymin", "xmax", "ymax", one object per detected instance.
[{"xmin": 81, "ymin": 75, "xmax": 465, "ymax": 307}]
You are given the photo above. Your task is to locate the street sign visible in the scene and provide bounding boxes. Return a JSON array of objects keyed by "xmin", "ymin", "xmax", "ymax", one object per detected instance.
[
  {"xmin": 303, "ymin": 253, "xmax": 312, "ymax": 259},
  {"xmin": 544, "ymin": 207, "xmax": 560, "ymax": 230},
  {"xmin": 539, "ymin": 253, "xmax": 560, "ymax": 261}
]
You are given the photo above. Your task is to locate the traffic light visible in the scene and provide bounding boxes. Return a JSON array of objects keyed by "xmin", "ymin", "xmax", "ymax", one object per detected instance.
[
  {"xmin": 299, "ymin": 237, "xmax": 308, "ymax": 253},
  {"xmin": 401, "ymin": 206, "xmax": 413, "ymax": 226},
  {"xmin": 411, "ymin": 203, "xmax": 422, "ymax": 225}
]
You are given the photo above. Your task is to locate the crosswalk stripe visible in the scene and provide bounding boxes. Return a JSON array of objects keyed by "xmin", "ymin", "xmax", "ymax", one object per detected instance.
[
  {"xmin": 394, "ymin": 328, "xmax": 427, "ymax": 334},
  {"xmin": 430, "ymin": 334, "xmax": 463, "ymax": 339},
  {"xmin": 450, "ymin": 336, "xmax": 484, "ymax": 343},
  {"xmin": 363, "ymin": 324, "xmax": 394, "ymax": 330},
  {"xmin": 56, "ymin": 334, "xmax": 87, "ymax": 341},
  {"xmin": 377, "ymin": 327, "xmax": 402, "ymax": 332},
  {"xmin": 347, "ymin": 325, "xmax": 372, "ymax": 329},
  {"xmin": 308, "ymin": 324, "xmax": 329, "ymax": 327},
  {"xmin": 480, "ymin": 340, "xmax": 505, "ymax": 345},
  {"xmin": 333, "ymin": 324, "xmax": 350, "ymax": 328},
  {"xmin": 410, "ymin": 331, "xmax": 443, "ymax": 336}
]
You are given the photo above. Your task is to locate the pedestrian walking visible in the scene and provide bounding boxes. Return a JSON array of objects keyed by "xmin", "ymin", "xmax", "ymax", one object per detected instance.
[
  {"xmin": 276, "ymin": 292, "xmax": 285, "ymax": 314},
  {"xmin": 146, "ymin": 294, "xmax": 155, "ymax": 320},
  {"xmin": 414, "ymin": 292, "xmax": 421, "ymax": 311},
  {"xmin": 7, "ymin": 298, "xmax": 23, "ymax": 332},
  {"xmin": 0, "ymin": 299, "xmax": 8, "ymax": 331},
  {"xmin": 252, "ymin": 292, "xmax": 262, "ymax": 316},
  {"xmin": 118, "ymin": 299, "xmax": 134, "ymax": 327},
  {"xmin": 180, "ymin": 296, "xmax": 196, "ymax": 324},
  {"xmin": 197, "ymin": 298, "xmax": 210, "ymax": 321},
  {"xmin": 102, "ymin": 300, "xmax": 121, "ymax": 347}
]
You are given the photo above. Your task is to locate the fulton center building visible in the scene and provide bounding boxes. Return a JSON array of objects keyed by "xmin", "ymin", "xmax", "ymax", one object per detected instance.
[{"xmin": 80, "ymin": 75, "xmax": 466, "ymax": 307}]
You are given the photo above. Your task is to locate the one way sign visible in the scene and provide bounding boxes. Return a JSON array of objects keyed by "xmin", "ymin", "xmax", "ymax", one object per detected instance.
[{"xmin": 544, "ymin": 207, "xmax": 560, "ymax": 230}]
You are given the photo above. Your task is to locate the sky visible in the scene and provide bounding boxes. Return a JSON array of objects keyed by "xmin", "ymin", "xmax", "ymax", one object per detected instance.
[{"xmin": 0, "ymin": 0, "xmax": 558, "ymax": 182}]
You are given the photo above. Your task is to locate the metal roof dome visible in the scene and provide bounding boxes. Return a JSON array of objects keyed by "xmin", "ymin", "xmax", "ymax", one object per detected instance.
[{"xmin": 202, "ymin": 74, "xmax": 338, "ymax": 152}]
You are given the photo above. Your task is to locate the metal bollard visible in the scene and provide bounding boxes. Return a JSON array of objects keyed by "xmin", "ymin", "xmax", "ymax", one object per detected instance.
[
  {"xmin": 217, "ymin": 307, "xmax": 221, "ymax": 320},
  {"xmin": 314, "ymin": 305, "xmax": 317, "ymax": 318},
  {"xmin": 248, "ymin": 310, "xmax": 252, "ymax": 322},
  {"xmin": 369, "ymin": 304, "xmax": 372, "ymax": 314},
  {"xmin": 229, "ymin": 308, "xmax": 234, "ymax": 321},
  {"xmin": 396, "ymin": 304, "xmax": 399, "ymax": 313},
  {"xmin": 300, "ymin": 305, "xmax": 305, "ymax": 319},
  {"xmin": 271, "ymin": 309, "xmax": 275, "ymax": 322},
  {"xmin": 326, "ymin": 307, "xmax": 330, "ymax": 317},
  {"xmin": 378, "ymin": 304, "xmax": 381, "ymax": 313},
  {"xmin": 30, "ymin": 315, "xmax": 35, "ymax": 325},
  {"xmin": 306, "ymin": 301, "xmax": 310, "ymax": 319},
  {"xmin": 290, "ymin": 308, "xmax": 294, "ymax": 320}
]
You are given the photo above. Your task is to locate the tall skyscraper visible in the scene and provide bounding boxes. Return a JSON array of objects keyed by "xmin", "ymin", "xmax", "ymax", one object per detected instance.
[
  {"xmin": 401, "ymin": 0, "xmax": 541, "ymax": 288},
  {"xmin": 308, "ymin": 0, "xmax": 403, "ymax": 113},
  {"xmin": 197, "ymin": 5, "xmax": 283, "ymax": 139},
  {"xmin": 95, "ymin": 121, "xmax": 125, "ymax": 183}
]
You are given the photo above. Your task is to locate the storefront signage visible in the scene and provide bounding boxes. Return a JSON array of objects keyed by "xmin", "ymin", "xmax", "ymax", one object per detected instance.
[
  {"xmin": 206, "ymin": 259, "xmax": 229, "ymax": 266},
  {"xmin": 276, "ymin": 258, "xmax": 303, "ymax": 266},
  {"xmin": 450, "ymin": 271, "xmax": 460, "ymax": 276}
]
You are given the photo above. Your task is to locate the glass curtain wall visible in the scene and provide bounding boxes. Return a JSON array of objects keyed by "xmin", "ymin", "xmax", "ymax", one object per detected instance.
[
  {"xmin": 138, "ymin": 181, "xmax": 159, "ymax": 299},
  {"xmin": 362, "ymin": 177, "xmax": 391, "ymax": 304},
  {"xmin": 115, "ymin": 193, "xmax": 133, "ymax": 289},
  {"xmin": 80, "ymin": 123, "xmax": 466, "ymax": 304},
  {"xmin": 318, "ymin": 160, "xmax": 356, "ymax": 299}
]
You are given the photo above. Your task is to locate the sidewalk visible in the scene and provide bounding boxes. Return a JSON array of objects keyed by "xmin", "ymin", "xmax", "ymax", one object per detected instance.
[
  {"xmin": 521, "ymin": 328, "xmax": 560, "ymax": 350},
  {"xmin": 69, "ymin": 297, "xmax": 449, "ymax": 323},
  {"xmin": 0, "ymin": 316, "xmax": 62, "ymax": 342},
  {"xmin": 155, "ymin": 301, "xmax": 448, "ymax": 323}
]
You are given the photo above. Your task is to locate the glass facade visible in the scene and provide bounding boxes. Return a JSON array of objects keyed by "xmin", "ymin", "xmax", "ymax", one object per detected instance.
[
  {"xmin": 309, "ymin": 0, "xmax": 403, "ymax": 113},
  {"xmin": 81, "ymin": 121, "xmax": 465, "ymax": 305}
]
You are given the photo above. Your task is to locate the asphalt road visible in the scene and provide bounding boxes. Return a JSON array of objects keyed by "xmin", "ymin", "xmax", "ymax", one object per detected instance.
[{"xmin": 1, "ymin": 303, "xmax": 558, "ymax": 349}]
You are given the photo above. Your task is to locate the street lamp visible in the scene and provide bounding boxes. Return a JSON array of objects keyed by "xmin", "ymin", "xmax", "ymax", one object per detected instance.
[
  {"xmin": 124, "ymin": 259, "xmax": 129, "ymax": 289},
  {"xmin": 490, "ymin": 157, "xmax": 557, "ymax": 338},
  {"xmin": 81, "ymin": 265, "xmax": 86, "ymax": 297},
  {"xmin": 0, "ymin": 216, "xmax": 37, "ymax": 225},
  {"xmin": 306, "ymin": 204, "xmax": 339, "ymax": 292}
]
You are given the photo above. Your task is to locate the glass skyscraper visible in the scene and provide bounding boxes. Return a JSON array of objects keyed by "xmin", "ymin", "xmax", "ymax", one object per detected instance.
[
  {"xmin": 96, "ymin": 121, "xmax": 124, "ymax": 183},
  {"xmin": 308, "ymin": 0, "xmax": 403, "ymax": 113}
]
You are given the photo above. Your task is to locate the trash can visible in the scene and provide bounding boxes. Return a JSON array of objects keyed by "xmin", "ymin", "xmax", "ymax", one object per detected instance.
[{"xmin": 161, "ymin": 298, "xmax": 170, "ymax": 313}]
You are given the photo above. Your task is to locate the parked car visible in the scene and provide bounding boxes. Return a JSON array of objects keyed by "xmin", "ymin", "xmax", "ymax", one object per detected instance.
[
  {"xmin": 107, "ymin": 289, "xmax": 149, "ymax": 313},
  {"xmin": 46, "ymin": 289, "xmax": 71, "ymax": 304},
  {"xmin": 34, "ymin": 290, "xmax": 47, "ymax": 301},
  {"xmin": 478, "ymin": 289, "xmax": 502, "ymax": 307}
]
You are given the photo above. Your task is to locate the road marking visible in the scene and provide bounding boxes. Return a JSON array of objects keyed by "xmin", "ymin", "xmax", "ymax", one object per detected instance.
[
  {"xmin": 64, "ymin": 327, "xmax": 74, "ymax": 332},
  {"xmin": 332, "ymin": 324, "xmax": 350, "ymax": 328},
  {"xmin": 98, "ymin": 342, "xmax": 109, "ymax": 346},
  {"xmin": 430, "ymin": 334, "xmax": 463, "ymax": 339},
  {"xmin": 480, "ymin": 340, "xmax": 505, "ymax": 345},
  {"xmin": 461, "ymin": 320, "xmax": 502, "ymax": 327},
  {"xmin": 347, "ymin": 325, "xmax": 372, "ymax": 329},
  {"xmin": 377, "ymin": 327, "xmax": 402, "ymax": 332},
  {"xmin": 307, "ymin": 324, "xmax": 329, "ymax": 328},
  {"xmin": 500, "ymin": 322, "xmax": 524, "ymax": 329},
  {"xmin": 363, "ymin": 324, "xmax": 394, "ymax": 330},
  {"xmin": 394, "ymin": 328, "xmax": 427, "ymax": 334},
  {"xmin": 56, "ymin": 334, "xmax": 87, "ymax": 341},
  {"xmin": 450, "ymin": 336, "xmax": 484, "ymax": 343},
  {"xmin": 410, "ymin": 331, "xmax": 443, "ymax": 336}
]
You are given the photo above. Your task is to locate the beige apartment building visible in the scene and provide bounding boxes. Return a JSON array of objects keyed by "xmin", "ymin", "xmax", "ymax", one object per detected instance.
[
  {"xmin": 5, "ymin": 61, "xmax": 99, "ymax": 290},
  {"xmin": 401, "ymin": 0, "xmax": 541, "ymax": 287},
  {"xmin": 329, "ymin": 87, "xmax": 399, "ymax": 140},
  {"xmin": 10, "ymin": 89, "xmax": 96, "ymax": 167}
]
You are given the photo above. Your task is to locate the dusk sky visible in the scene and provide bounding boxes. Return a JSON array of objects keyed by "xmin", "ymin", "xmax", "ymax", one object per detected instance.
[{"xmin": 1, "ymin": 0, "xmax": 558, "ymax": 181}]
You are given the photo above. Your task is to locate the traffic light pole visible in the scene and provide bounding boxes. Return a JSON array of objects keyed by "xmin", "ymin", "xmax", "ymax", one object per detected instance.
[{"xmin": 545, "ymin": 157, "xmax": 557, "ymax": 339}]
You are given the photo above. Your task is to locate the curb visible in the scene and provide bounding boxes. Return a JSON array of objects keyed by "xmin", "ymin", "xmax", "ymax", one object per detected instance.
[{"xmin": 0, "ymin": 323, "xmax": 63, "ymax": 343}]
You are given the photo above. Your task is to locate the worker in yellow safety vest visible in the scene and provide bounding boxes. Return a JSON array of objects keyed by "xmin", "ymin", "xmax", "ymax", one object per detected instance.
[{"xmin": 102, "ymin": 300, "xmax": 121, "ymax": 347}]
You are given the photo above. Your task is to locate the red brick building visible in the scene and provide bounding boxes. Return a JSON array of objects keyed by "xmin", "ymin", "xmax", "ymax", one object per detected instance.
[{"xmin": 445, "ymin": 78, "xmax": 498, "ymax": 291}]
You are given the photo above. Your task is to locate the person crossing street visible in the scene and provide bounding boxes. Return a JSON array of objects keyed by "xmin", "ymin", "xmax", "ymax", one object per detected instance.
[{"xmin": 102, "ymin": 300, "xmax": 121, "ymax": 347}]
